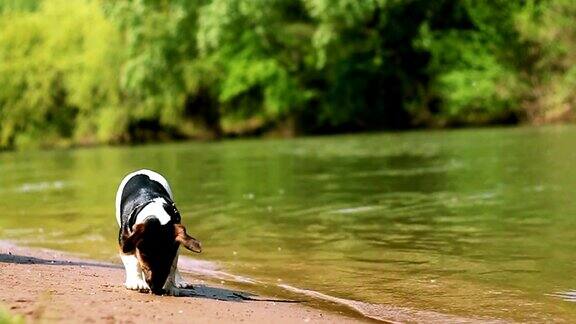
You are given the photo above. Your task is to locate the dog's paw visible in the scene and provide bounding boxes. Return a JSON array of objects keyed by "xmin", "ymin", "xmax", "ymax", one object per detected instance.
[
  {"xmin": 125, "ymin": 278, "xmax": 149, "ymax": 291},
  {"xmin": 174, "ymin": 271, "xmax": 194, "ymax": 289},
  {"xmin": 164, "ymin": 285, "xmax": 182, "ymax": 296},
  {"xmin": 174, "ymin": 280, "xmax": 193, "ymax": 289}
]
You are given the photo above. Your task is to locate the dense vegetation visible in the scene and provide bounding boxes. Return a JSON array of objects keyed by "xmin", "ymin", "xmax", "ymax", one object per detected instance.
[
  {"xmin": 0, "ymin": 0, "xmax": 574, "ymax": 149},
  {"xmin": 0, "ymin": 307, "xmax": 23, "ymax": 324}
]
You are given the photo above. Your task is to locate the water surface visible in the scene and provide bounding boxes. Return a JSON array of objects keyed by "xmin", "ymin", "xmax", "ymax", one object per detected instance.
[{"xmin": 2, "ymin": 126, "xmax": 576, "ymax": 322}]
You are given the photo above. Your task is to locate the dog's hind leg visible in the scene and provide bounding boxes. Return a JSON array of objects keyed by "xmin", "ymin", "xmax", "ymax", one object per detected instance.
[{"xmin": 120, "ymin": 254, "xmax": 149, "ymax": 291}]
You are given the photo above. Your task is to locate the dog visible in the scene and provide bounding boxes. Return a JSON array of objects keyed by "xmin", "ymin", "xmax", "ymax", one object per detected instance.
[{"xmin": 115, "ymin": 169, "xmax": 202, "ymax": 295}]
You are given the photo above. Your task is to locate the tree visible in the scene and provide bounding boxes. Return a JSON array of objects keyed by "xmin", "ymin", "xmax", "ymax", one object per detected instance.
[
  {"xmin": 197, "ymin": 0, "xmax": 315, "ymax": 134},
  {"xmin": 416, "ymin": 0, "xmax": 527, "ymax": 125},
  {"xmin": 516, "ymin": 0, "xmax": 576, "ymax": 123},
  {"xmin": 108, "ymin": 0, "xmax": 221, "ymax": 140},
  {"xmin": 0, "ymin": 0, "xmax": 123, "ymax": 148}
]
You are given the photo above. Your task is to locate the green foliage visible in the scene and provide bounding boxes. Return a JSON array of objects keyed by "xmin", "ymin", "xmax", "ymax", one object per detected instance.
[
  {"xmin": 516, "ymin": 0, "xmax": 576, "ymax": 122},
  {"xmin": 418, "ymin": 27, "xmax": 520, "ymax": 121},
  {"xmin": 0, "ymin": 0, "xmax": 123, "ymax": 148},
  {"xmin": 304, "ymin": 0, "xmax": 435, "ymax": 129},
  {"xmin": 0, "ymin": 307, "xmax": 23, "ymax": 324},
  {"xmin": 416, "ymin": 1, "xmax": 526, "ymax": 124},
  {"xmin": 0, "ymin": 0, "xmax": 38, "ymax": 13},
  {"xmin": 197, "ymin": 0, "xmax": 314, "ymax": 123},
  {"xmin": 1, "ymin": 0, "xmax": 576, "ymax": 149},
  {"xmin": 109, "ymin": 0, "xmax": 204, "ymax": 126}
]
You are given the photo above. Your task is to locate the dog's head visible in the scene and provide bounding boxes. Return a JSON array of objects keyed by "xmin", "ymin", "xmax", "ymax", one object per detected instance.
[{"xmin": 122, "ymin": 218, "xmax": 202, "ymax": 294}]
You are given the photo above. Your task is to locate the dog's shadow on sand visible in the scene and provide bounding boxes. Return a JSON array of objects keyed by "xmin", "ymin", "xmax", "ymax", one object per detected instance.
[
  {"xmin": 0, "ymin": 253, "xmax": 122, "ymax": 269},
  {"xmin": 175, "ymin": 284, "xmax": 302, "ymax": 303},
  {"xmin": 0, "ymin": 253, "xmax": 299, "ymax": 303},
  {"xmin": 177, "ymin": 284, "xmax": 288, "ymax": 302}
]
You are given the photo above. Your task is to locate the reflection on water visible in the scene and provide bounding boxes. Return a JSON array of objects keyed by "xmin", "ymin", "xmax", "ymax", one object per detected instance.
[{"xmin": 2, "ymin": 126, "xmax": 576, "ymax": 321}]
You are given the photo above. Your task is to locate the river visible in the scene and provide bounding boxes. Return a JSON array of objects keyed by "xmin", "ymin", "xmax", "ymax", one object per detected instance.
[{"xmin": 1, "ymin": 126, "xmax": 576, "ymax": 322}]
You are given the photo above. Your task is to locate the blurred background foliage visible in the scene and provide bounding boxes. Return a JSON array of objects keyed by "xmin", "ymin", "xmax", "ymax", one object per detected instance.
[{"xmin": 0, "ymin": 0, "xmax": 574, "ymax": 149}]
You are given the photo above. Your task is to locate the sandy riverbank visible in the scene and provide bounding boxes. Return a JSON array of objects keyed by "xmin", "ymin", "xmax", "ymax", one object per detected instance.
[{"xmin": 0, "ymin": 242, "xmax": 362, "ymax": 323}]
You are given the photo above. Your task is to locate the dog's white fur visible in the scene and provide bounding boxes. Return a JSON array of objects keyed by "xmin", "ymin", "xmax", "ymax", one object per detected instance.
[
  {"xmin": 134, "ymin": 197, "xmax": 173, "ymax": 225},
  {"xmin": 115, "ymin": 169, "xmax": 174, "ymax": 226},
  {"xmin": 116, "ymin": 169, "xmax": 190, "ymax": 295}
]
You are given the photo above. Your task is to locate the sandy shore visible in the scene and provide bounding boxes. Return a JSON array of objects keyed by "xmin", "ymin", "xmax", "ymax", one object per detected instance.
[{"xmin": 0, "ymin": 242, "xmax": 363, "ymax": 323}]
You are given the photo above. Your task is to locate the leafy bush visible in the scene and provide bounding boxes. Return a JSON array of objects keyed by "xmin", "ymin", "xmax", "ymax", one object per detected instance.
[{"xmin": 0, "ymin": 0, "xmax": 575, "ymax": 149}]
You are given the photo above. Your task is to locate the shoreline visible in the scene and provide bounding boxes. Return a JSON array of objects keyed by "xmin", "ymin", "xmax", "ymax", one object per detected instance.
[{"xmin": 0, "ymin": 241, "xmax": 363, "ymax": 323}]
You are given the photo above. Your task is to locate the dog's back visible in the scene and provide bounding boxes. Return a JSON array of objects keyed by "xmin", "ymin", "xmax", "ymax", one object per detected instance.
[{"xmin": 115, "ymin": 169, "xmax": 174, "ymax": 226}]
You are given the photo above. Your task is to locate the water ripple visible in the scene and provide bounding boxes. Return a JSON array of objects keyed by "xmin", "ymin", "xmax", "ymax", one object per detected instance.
[{"xmin": 278, "ymin": 284, "xmax": 508, "ymax": 323}]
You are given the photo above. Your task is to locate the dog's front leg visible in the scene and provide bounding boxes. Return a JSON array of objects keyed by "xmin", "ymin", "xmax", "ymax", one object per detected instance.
[
  {"xmin": 162, "ymin": 256, "xmax": 179, "ymax": 296},
  {"xmin": 163, "ymin": 253, "xmax": 194, "ymax": 296},
  {"xmin": 174, "ymin": 268, "xmax": 192, "ymax": 289},
  {"xmin": 120, "ymin": 254, "xmax": 149, "ymax": 291},
  {"xmin": 162, "ymin": 254, "xmax": 181, "ymax": 296},
  {"xmin": 171, "ymin": 253, "xmax": 193, "ymax": 289}
]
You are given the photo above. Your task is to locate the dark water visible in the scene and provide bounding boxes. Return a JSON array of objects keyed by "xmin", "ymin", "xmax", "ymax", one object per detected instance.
[{"xmin": 2, "ymin": 126, "xmax": 576, "ymax": 322}]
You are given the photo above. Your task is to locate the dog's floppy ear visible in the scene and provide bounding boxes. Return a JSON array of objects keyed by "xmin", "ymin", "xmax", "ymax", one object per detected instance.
[
  {"xmin": 122, "ymin": 223, "xmax": 146, "ymax": 254},
  {"xmin": 174, "ymin": 224, "xmax": 202, "ymax": 253}
]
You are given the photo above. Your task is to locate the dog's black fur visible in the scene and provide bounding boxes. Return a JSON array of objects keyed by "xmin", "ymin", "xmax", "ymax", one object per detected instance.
[
  {"xmin": 118, "ymin": 174, "xmax": 180, "ymax": 244},
  {"xmin": 118, "ymin": 173, "xmax": 201, "ymax": 295}
]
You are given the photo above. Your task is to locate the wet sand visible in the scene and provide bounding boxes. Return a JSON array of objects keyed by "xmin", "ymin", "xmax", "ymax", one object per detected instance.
[{"xmin": 0, "ymin": 242, "xmax": 362, "ymax": 323}]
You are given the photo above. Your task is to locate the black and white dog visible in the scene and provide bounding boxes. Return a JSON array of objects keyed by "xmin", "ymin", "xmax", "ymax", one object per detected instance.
[{"xmin": 115, "ymin": 169, "xmax": 202, "ymax": 295}]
